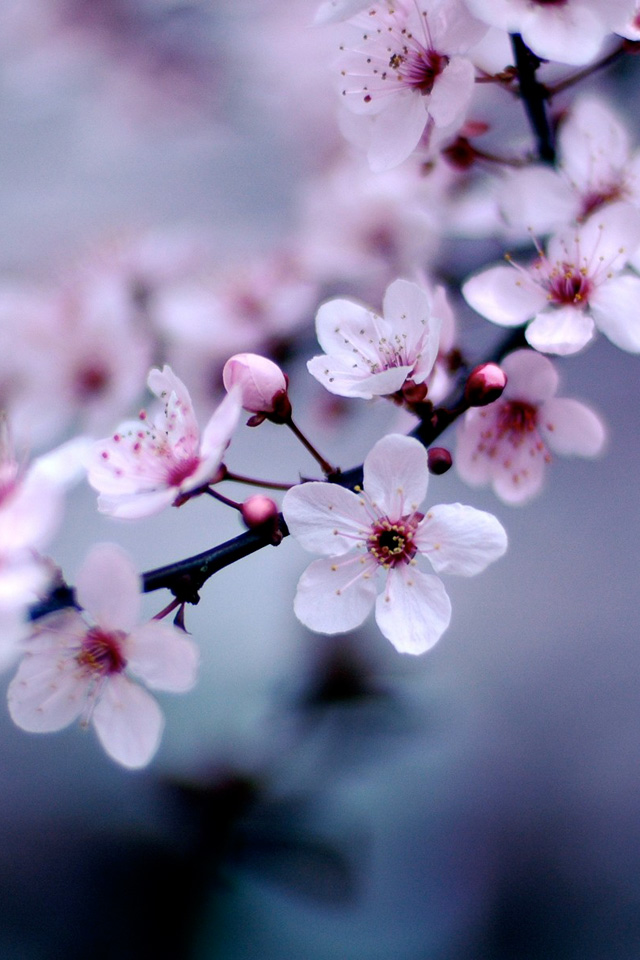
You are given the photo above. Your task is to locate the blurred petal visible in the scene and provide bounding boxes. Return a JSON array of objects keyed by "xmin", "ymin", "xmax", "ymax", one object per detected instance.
[{"xmin": 92, "ymin": 675, "xmax": 163, "ymax": 769}]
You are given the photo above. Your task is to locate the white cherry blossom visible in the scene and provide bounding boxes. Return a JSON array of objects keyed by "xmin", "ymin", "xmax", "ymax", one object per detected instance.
[
  {"xmin": 336, "ymin": 0, "xmax": 487, "ymax": 170},
  {"xmin": 88, "ymin": 366, "xmax": 241, "ymax": 519},
  {"xmin": 500, "ymin": 96, "xmax": 640, "ymax": 234},
  {"xmin": 307, "ymin": 278, "xmax": 445, "ymax": 401},
  {"xmin": 456, "ymin": 350, "xmax": 606, "ymax": 504},
  {"xmin": 8, "ymin": 543, "xmax": 199, "ymax": 769},
  {"xmin": 465, "ymin": 0, "xmax": 636, "ymax": 65},
  {"xmin": 283, "ymin": 434, "xmax": 507, "ymax": 654},
  {"xmin": 462, "ymin": 205, "xmax": 640, "ymax": 355}
]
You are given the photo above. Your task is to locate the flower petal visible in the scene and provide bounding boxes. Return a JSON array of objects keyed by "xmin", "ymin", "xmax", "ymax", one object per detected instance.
[
  {"xmin": 590, "ymin": 274, "xmax": 640, "ymax": 353},
  {"xmin": 463, "ymin": 264, "xmax": 546, "ymax": 326},
  {"xmin": 92, "ymin": 674, "xmax": 163, "ymax": 769},
  {"xmin": 283, "ymin": 482, "xmax": 368, "ymax": 556},
  {"xmin": 75, "ymin": 543, "xmax": 141, "ymax": 632},
  {"xmin": 502, "ymin": 349, "xmax": 559, "ymax": 404},
  {"xmin": 525, "ymin": 306, "xmax": 595, "ymax": 355},
  {"xmin": 293, "ymin": 556, "xmax": 378, "ymax": 634},
  {"xmin": 539, "ymin": 398, "xmax": 606, "ymax": 456},
  {"xmin": 363, "ymin": 434, "xmax": 428, "ymax": 518},
  {"xmin": 126, "ymin": 621, "xmax": 199, "ymax": 692},
  {"xmin": 8, "ymin": 649, "xmax": 86, "ymax": 733},
  {"xmin": 367, "ymin": 92, "xmax": 428, "ymax": 172},
  {"xmin": 374, "ymin": 566, "xmax": 451, "ymax": 655},
  {"xmin": 416, "ymin": 504, "xmax": 507, "ymax": 575}
]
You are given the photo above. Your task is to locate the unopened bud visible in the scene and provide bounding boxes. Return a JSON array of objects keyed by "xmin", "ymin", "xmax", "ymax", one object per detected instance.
[
  {"xmin": 223, "ymin": 353, "xmax": 291, "ymax": 422},
  {"xmin": 464, "ymin": 363, "xmax": 507, "ymax": 407},
  {"xmin": 241, "ymin": 495, "xmax": 282, "ymax": 543},
  {"xmin": 427, "ymin": 447, "xmax": 453, "ymax": 475}
]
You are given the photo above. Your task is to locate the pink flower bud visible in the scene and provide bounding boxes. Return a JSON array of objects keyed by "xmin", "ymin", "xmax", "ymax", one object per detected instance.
[
  {"xmin": 223, "ymin": 354, "xmax": 290, "ymax": 421},
  {"xmin": 464, "ymin": 363, "xmax": 507, "ymax": 407},
  {"xmin": 427, "ymin": 447, "xmax": 453, "ymax": 475},
  {"xmin": 241, "ymin": 495, "xmax": 282, "ymax": 543}
]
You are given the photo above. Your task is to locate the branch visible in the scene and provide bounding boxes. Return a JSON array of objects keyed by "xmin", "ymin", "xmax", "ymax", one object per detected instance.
[{"xmin": 510, "ymin": 33, "xmax": 555, "ymax": 164}]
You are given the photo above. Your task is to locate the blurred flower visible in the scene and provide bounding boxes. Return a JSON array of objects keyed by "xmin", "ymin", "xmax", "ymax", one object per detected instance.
[
  {"xmin": 456, "ymin": 350, "xmax": 606, "ymax": 504},
  {"xmin": 8, "ymin": 542, "xmax": 199, "ymax": 769},
  {"xmin": 88, "ymin": 365, "xmax": 241, "ymax": 518},
  {"xmin": 283, "ymin": 433, "xmax": 507, "ymax": 653}
]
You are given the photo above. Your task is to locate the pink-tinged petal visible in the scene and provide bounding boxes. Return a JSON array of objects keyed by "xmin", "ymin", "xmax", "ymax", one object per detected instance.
[
  {"xmin": 415, "ymin": 504, "xmax": 507, "ymax": 575},
  {"xmin": 147, "ymin": 365, "xmax": 198, "ymax": 437},
  {"xmin": 198, "ymin": 387, "xmax": 241, "ymax": 464},
  {"xmin": 525, "ymin": 306, "xmax": 595, "ymax": 355},
  {"xmin": 571, "ymin": 203, "xmax": 640, "ymax": 269},
  {"xmin": 126, "ymin": 621, "xmax": 199, "ymax": 692},
  {"xmin": 314, "ymin": 296, "xmax": 385, "ymax": 370},
  {"xmin": 375, "ymin": 566, "xmax": 451, "ymax": 655},
  {"xmin": 502, "ymin": 349, "xmax": 559, "ymax": 405},
  {"xmin": 0, "ymin": 473, "xmax": 64, "ymax": 553},
  {"xmin": 383, "ymin": 279, "xmax": 442, "ymax": 375},
  {"xmin": 455, "ymin": 410, "xmax": 497, "ymax": 487},
  {"xmin": 30, "ymin": 436, "xmax": 92, "ymax": 487},
  {"xmin": 363, "ymin": 434, "xmax": 428, "ymax": 518},
  {"xmin": 367, "ymin": 93, "xmax": 428, "ymax": 172},
  {"xmin": 428, "ymin": 57, "xmax": 475, "ymax": 128},
  {"xmin": 463, "ymin": 265, "xmax": 547, "ymax": 326},
  {"xmin": 97, "ymin": 487, "xmax": 176, "ymax": 519},
  {"xmin": 283, "ymin": 482, "xmax": 368, "ymax": 556},
  {"xmin": 539, "ymin": 398, "xmax": 606, "ymax": 457},
  {"xmin": 590, "ymin": 275, "xmax": 640, "ymax": 352},
  {"xmin": 75, "ymin": 543, "xmax": 141, "ymax": 632},
  {"xmin": 92, "ymin": 675, "xmax": 163, "ymax": 769},
  {"xmin": 0, "ymin": 559, "xmax": 49, "ymax": 607},
  {"xmin": 491, "ymin": 443, "xmax": 547, "ymax": 505},
  {"xmin": 521, "ymin": 6, "xmax": 604, "ymax": 65},
  {"xmin": 8, "ymin": 651, "xmax": 86, "ymax": 733},
  {"xmin": 293, "ymin": 556, "xmax": 378, "ymax": 634},
  {"xmin": 560, "ymin": 97, "xmax": 630, "ymax": 191}
]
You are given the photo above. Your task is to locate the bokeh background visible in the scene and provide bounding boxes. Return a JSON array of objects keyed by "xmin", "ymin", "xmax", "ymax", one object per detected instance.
[{"xmin": 0, "ymin": 2, "xmax": 639, "ymax": 958}]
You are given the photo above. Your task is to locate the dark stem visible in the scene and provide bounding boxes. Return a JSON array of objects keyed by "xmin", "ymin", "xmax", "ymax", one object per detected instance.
[
  {"xmin": 510, "ymin": 33, "xmax": 555, "ymax": 164},
  {"xmin": 285, "ymin": 415, "xmax": 337, "ymax": 476},
  {"xmin": 223, "ymin": 470, "xmax": 293, "ymax": 491},
  {"xmin": 547, "ymin": 41, "xmax": 627, "ymax": 97}
]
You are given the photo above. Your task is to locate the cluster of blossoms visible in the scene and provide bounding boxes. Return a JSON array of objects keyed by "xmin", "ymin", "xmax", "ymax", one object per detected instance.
[{"xmin": 1, "ymin": 0, "xmax": 639, "ymax": 773}]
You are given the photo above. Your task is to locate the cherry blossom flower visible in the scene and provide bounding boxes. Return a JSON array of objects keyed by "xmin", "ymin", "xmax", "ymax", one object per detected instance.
[
  {"xmin": 8, "ymin": 543, "xmax": 199, "ymax": 769},
  {"xmin": 335, "ymin": 0, "xmax": 487, "ymax": 170},
  {"xmin": 283, "ymin": 433, "xmax": 507, "ymax": 654},
  {"xmin": 462, "ymin": 205, "xmax": 640, "ymax": 355},
  {"xmin": 499, "ymin": 96, "xmax": 640, "ymax": 234},
  {"xmin": 307, "ymin": 278, "xmax": 444, "ymax": 401},
  {"xmin": 456, "ymin": 350, "xmax": 606, "ymax": 504},
  {"xmin": 222, "ymin": 354, "xmax": 289, "ymax": 417},
  {"xmin": 464, "ymin": 0, "xmax": 636, "ymax": 65},
  {"xmin": 88, "ymin": 366, "xmax": 241, "ymax": 519}
]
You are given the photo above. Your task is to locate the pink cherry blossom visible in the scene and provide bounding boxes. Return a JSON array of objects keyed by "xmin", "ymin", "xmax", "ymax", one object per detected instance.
[
  {"xmin": 335, "ymin": 0, "xmax": 487, "ymax": 170},
  {"xmin": 307, "ymin": 278, "xmax": 445, "ymax": 401},
  {"xmin": 8, "ymin": 543, "xmax": 199, "ymax": 769},
  {"xmin": 456, "ymin": 350, "xmax": 606, "ymax": 504},
  {"xmin": 283, "ymin": 433, "xmax": 507, "ymax": 654},
  {"xmin": 88, "ymin": 366, "xmax": 241, "ymax": 519},
  {"xmin": 222, "ymin": 354, "xmax": 289, "ymax": 415},
  {"xmin": 462, "ymin": 205, "xmax": 640, "ymax": 355},
  {"xmin": 465, "ymin": 0, "xmax": 636, "ymax": 65}
]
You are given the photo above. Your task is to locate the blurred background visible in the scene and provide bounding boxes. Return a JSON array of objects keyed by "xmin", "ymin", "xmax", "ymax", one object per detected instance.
[{"xmin": 0, "ymin": 2, "xmax": 639, "ymax": 957}]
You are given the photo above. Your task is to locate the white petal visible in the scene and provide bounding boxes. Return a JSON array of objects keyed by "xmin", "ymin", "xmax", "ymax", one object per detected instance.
[
  {"xmin": 75, "ymin": 543, "xmax": 141, "ymax": 632},
  {"xmin": 463, "ymin": 264, "xmax": 547, "ymax": 326},
  {"xmin": 314, "ymin": 297, "xmax": 381, "ymax": 363},
  {"xmin": 590, "ymin": 274, "xmax": 640, "ymax": 352},
  {"xmin": 8, "ymin": 652, "xmax": 85, "ymax": 733},
  {"xmin": 293, "ymin": 556, "xmax": 378, "ymax": 634},
  {"xmin": 97, "ymin": 487, "xmax": 176, "ymax": 519},
  {"xmin": 500, "ymin": 167, "xmax": 577, "ymax": 233},
  {"xmin": 363, "ymin": 434, "xmax": 428, "ymax": 517},
  {"xmin": 126, "ymin": 621, "xmax": 199, "ymax": 692},
  {"xmin": 383, "ymin": 279, "xmax": 442, "ymax": 377},
  {"xmin": 199, "ymin": 387, "xmax": 242, "ymax": 463},
  {"xmin": 502, "ymin": 349, "xmax": 559, "ymax": 404},
  {"xmin": 539, "ymin": 398, "xmax": 606, "ymax": 457},
  {"xmin": 428, "ymin": 57, "xmax": 475, "ymax": 128},
  {"xmin": 415, "ymin": 504, "xmax": 507, "ymax": 575},
  {"xmin": 374, "ymin": 566, "xmax": 451, "ymax": 655},
  {"xmin": 306, "ymin": 355, "xmax": 412, "ymax": 399},
  {"xmin": 367, "ymin": 93, "xmax": 428, "ymax": 172},
  {"xmin": 525, "ymin": 306, "xmax": 595, "ymax": 355},
  {"xmin": 283, "ymin": 482, "xmax": 369, "ymax": 555},
  {"xmin": 92, "ymin": 675, "xmax": 163, "ymax": 769}
]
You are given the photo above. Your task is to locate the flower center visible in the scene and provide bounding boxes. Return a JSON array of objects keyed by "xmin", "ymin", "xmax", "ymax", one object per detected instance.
[
  {"xmin": 580, "ymin": 184, "xmax": 624, "ymax": 220},
  {"xmin": 393, "ymin": 46, "xmax": 448, "ymax": 95},
  {"xmin": 546, "ymin": 263, "xmax": 592, "ymax": 307},
  {"xmin": 166, "ymin": 454, "xmax": 200, "ymax": 487},
  {"xmin": 77, "ymin": 627, "xmax": 127, "ymax": 676},
  {"xmin": 496, "ymin": 400, "xmax": 538, "ymax": 440},
  {"xmin": 367, "ymin": 514, "xmax": 422, "ymax": 568},
  {"xmin": 75, "ymin": 363, "xmax": 111, "ymax": 399}
]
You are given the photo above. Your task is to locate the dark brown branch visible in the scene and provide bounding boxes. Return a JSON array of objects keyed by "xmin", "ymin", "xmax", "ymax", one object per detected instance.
[{"xmin": 510, "ymin": 33, "xmax": 555, "ymax": 164}]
